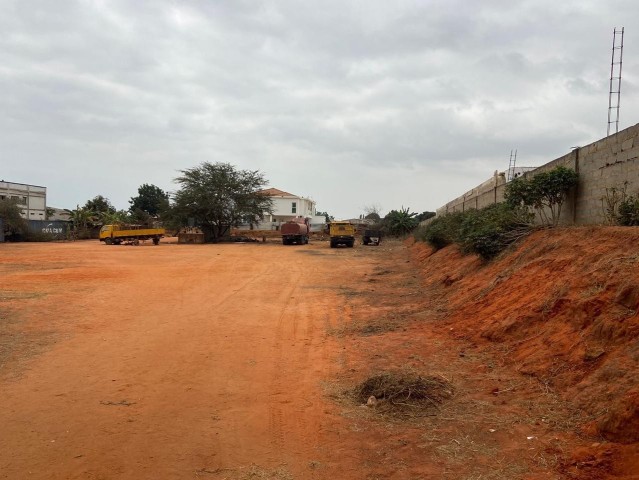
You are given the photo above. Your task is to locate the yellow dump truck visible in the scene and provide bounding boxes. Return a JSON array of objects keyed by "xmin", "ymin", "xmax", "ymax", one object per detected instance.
[
  {"xmin": 99, "ymin": 224, "xmax": 165, "ymax": 245},
  {"xmin": 329, "ymin": 221, "xmax": 356, "ymax": 248}
]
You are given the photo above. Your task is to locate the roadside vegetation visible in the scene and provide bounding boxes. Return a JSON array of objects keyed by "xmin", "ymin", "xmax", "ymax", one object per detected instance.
[
  {"xmin": 601, "ymin": 181, "xmax": 639, "ymax": 226},
  {"xmin": 0, "ymin": 198, "xmax": 29, "ymax": 240},
  {"xmin": 66, "ymin": 187, "xmax": 170, "ymax": 239},
  {"xmin": 367, "ymin": 208, "xmax": 435, "ymax": 239},
  {"xmin": 415, "ymin": 166, "xmax": 579, "ymax": 260}
]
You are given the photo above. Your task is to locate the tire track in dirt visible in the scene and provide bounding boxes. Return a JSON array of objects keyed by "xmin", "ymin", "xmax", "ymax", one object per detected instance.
[{"xmin": 0, "ymin": 241, "xmax": 361, "ymax": 479}]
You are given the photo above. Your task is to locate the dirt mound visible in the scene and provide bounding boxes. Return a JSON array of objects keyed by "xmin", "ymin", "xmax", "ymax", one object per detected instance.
[{"xmin": 411, "ymin": 227, "xmax": 639, "ymax": 462}]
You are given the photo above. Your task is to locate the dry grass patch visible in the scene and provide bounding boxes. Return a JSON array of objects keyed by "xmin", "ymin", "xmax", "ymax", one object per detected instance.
[
  {"xmin": 195, "ymin": 464, "xmax": 293, "ymax": 479},
  {"xmin": 329, "ymin": 315, "xmax": 402, "ymax": 337},
  {"xmin": 351, "ymin": 370, "xmax": 454, "ymax": 417}
]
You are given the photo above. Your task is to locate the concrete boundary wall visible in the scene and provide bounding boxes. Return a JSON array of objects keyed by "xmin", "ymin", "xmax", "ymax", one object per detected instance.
[{"xmin": 436, "ymin": 122, "xmax": 639, "ymax": 225}]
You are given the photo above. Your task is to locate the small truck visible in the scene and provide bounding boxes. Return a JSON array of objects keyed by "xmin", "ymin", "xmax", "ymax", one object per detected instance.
[
  {"xmin": 99, "ymin": 224, "xmax": 165, "ymax": 245},
  {"xmin": 362, "ymin": 229, "xmax": 382, "ymax": 246},
  {"xmin": 329, "ymin": 221, "xmax": 355, "ymax": 248},
  {"xmin": 281, "ymin": 219, "xmax": 310, "ymax": 245}
]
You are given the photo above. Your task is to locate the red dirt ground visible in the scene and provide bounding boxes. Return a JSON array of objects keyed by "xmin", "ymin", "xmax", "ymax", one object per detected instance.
[{"xmin": 0, "ymin": 229, "xmax": 638, "ymax": 479}]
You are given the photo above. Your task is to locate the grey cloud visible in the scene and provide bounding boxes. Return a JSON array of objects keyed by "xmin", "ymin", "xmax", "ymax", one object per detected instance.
[{"xmin": 1, "ymin": 0, "xmax": 637, "ymax": 217}]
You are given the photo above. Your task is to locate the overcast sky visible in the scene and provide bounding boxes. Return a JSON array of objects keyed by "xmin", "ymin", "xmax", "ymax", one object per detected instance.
[{"xmin": 1, "ymin": 1, "xmax": 637, "ymax": 218}]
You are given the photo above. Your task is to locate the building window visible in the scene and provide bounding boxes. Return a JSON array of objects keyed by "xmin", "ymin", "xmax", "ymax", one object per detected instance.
[
  {"xmin": 291, "ymin": 202, "xmax": 296, "ymax": 213},
  {"xmin": 9, "ymin": 196, "xmax": 27, "ymax": 205}
]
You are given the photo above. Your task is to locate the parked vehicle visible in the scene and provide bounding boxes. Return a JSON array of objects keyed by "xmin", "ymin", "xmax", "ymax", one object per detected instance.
[
  {"xmin": 99, "ymin": 224, "xmax": 165, "ymax": 245},
  {"xmin": 362, "ymin": 229, "xmax": 382, "ymax": 246},
  {"xmin": 281, "ymin": 219, "xmax": 309, "ymax": 245},
  {"xmin": 329, "ymin": 221, "xmax": 355, "ymax": 248}
]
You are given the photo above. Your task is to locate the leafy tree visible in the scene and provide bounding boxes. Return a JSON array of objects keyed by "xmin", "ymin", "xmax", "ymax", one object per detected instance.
[
  {"xmin": 129, "ymin": 208, "xmax": 153, "ymax": 227},
  {"xmin": 316, "ymin": 211, "xmax": 334, "ymax": 223},
  {"xmin": 363, "ymin": 204, "xmax": 382, "ymax": 221},
  {"xmin": 505, "ymin": 166, "xmax": 578, "ymax": 226},
  {"xmin": 129, "ymin": 184, "xmax": 169, "ymax": 217},
  {"xmin": 65, "ymin": 206, "xmax": 97, "ymax": 239},
  {"xmin": 84, "ymin": 195, "xmax": 115, "ymax": 215},
  {"xmin": 383, "ymin": 207, "xmax": 419, "ymax": 236},
  {"xmin": 65, "ymin": 206, "xmax": 94, "ymax": 230},
  {"xmin": 170, "ymin": 162, "xmax": 273, "ymax": 241},
  {"xmin": 99, "ymin": 209, "xmax": 131, "ymax": 226},
  {"xmin": 0, "ymin": 198, "xmax": 28, "ymax": 239},
  {"xmin": 416, "ymin": 211, "xmax": 436, "ymax": 222}
]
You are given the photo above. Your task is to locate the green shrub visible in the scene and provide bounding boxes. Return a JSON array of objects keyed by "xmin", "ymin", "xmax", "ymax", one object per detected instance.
[
  {"xmin": 382, "ymin": 207, "xmax": 419, "ymax": 236},
  {"xmin": 0, "ymin": 198, "xmax": 29, "ymax": 240},
  {"xmin": 505, "ymin": 165, "xmax": 578, "ymax": 226},
  {"xmin": 458, "ymin": 203, "xmax": 534, "ymax": 260},
  {"xmin": 618, "ymin": 195, "xmax": 639, "ymax": 226},
  {"xmin": 416, "ymin": 211, "xmax": 468, "ymax": 250},
  {"xmin": 417, "ymin": 204, "xmax": 534, "ymax": 260}
]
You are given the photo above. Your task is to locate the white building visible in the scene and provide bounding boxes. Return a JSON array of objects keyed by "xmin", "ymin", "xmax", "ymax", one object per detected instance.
[
  {"xmin": 0, "ymin": 181, "xmax": 47, "ymax": 220},
  {"xmin": 260, "ymin": 188, "xmax": 316, "ymax": 222},
  {"xmin": 237, "ymin": 188, "xmax": 326, "ymax": 231}
]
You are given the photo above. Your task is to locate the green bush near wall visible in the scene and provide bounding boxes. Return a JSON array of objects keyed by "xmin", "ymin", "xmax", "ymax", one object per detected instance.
[
  {"xmin": 417, "ymin": 203, "xmax": 534, "ymax": 260},
  {"xmin": 618, "ymin": 195, "xmax": 639, "ymax": 226}
]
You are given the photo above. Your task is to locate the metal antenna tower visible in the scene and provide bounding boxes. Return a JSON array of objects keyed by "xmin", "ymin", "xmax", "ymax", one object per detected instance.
[
  {"xmin": 607, "ymin": 27, "xmax": 624, "ymax": 136},
  {"xmin": 507, "ymin": 149, "xmax": 518, "ymax": 181}
]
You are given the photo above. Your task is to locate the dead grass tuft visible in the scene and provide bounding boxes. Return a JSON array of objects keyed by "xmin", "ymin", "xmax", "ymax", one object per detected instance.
[{"xmin": 351, "ymin": 370, "xmax": 453, "ymax": 417}]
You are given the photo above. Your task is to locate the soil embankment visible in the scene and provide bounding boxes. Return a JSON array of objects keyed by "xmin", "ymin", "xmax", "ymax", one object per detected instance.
[{"xmin": 411, "ymin": 226, "xmax": 639, "ymax": 478}]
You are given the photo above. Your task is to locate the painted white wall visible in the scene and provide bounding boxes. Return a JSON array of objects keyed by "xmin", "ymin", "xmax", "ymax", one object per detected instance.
[
  {"xmin": 263, "ymin": 194, "xmax": 316, "ymax": 224},
  {"xmin": 270, "ymin": 196, "xmax": 315, "ymax": 218},
  {"xmin": 0, "ymin": 181, "xmax": 47, "ymax": 219}
]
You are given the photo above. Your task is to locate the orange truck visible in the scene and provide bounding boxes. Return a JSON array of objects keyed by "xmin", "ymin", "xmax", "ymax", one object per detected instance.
[{"xmin": 99, "ymin": 224, "xmax": 165, "ymax": 245}]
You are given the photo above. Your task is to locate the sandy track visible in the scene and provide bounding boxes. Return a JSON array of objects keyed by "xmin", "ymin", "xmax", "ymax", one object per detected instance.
[{"xmin": 0, "ymin": 240, "xmax": 363, "ymax": 479}]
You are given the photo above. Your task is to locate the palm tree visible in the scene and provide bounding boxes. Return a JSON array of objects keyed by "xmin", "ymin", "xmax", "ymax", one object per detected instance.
[{"xmin": 65, "ymin": 206, "xmax": 97, "ymax": 238}]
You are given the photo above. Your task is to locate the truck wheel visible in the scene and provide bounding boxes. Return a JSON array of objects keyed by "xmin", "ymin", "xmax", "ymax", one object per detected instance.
[
  {"xmin": 349, "ymin": 240, "xmax": 354, "ymax": 248},
  {"xmin": 153, "ymin": 237, "xmax": 160, "ymax": 245},
  {"xmin": 330, "ymin": 240, "xmax": 335, "ymax": 248},
  {"xmin": 105, "ymin": 238, "xmax": 113, "ymax": 245}
]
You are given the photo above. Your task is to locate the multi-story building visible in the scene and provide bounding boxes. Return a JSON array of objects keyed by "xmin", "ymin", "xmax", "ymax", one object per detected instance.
[
  {"xmin": 259, "ymin": 188, "xmax": 317, "ymax": 223},
  {"xmin": 236, "ymin": 188, "xmax": 326, "ymax": 231},
  {"xmin": 0, "ymin": 181, "xmax": 47, "ymax": 219}
]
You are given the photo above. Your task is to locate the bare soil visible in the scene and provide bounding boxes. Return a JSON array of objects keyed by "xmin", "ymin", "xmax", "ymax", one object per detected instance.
[{"xmin": 0, "ymin": 229, "xmax": 637, "ymax": 479}]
